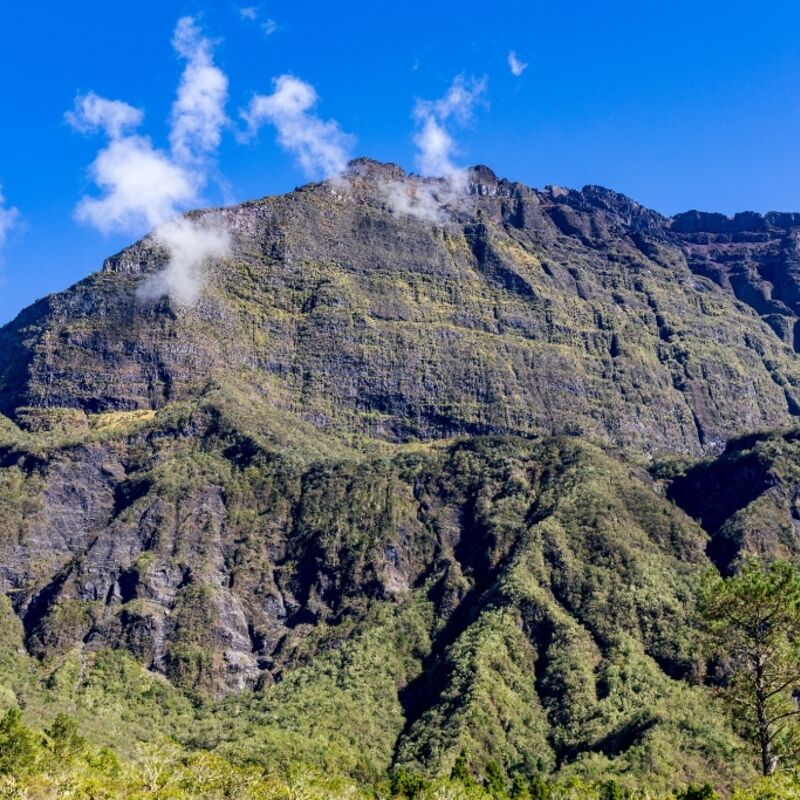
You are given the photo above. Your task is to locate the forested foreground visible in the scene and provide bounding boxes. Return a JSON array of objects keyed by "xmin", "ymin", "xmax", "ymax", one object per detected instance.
[
  {"xmin": 5, "ymin": 556, "xmax": 800, "ymax": 799},
  {"xmin": 7, "ymin": 404, "xmax": 800, "ymax": 797},
  {"xmin": 1, "ymin": 706, "xmax": 800, "ymax": 800}
]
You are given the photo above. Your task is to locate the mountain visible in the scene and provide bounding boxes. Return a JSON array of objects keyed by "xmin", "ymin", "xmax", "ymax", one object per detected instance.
[{"xmin": 4, "ymin": 160, "xmax": 800, "ymax": 792}]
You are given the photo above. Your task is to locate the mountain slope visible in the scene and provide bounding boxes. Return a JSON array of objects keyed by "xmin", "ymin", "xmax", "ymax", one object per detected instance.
[
  {"xmin": 0, "ymin": 402, "xmax": 750, "ymax": 787},
  {"xmin": 6, "ymin": 162, "xmax": 800, "ymax": 789},
  {"xmin": 667, "ymin": 428, "xmax": 800, "ymax": 574}
]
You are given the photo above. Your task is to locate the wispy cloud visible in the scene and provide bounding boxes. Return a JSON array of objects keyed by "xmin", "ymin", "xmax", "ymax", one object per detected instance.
[
  {"xmin": 67, "ymin": 16, "xmax": 231, "ymax": 306},
  {"xmin": 70, "ymin": 130, "xmax": 198, "ymax": 232},
  {"xmin": 0, "ymin": 187, "xmax": 20, "ymax": 250},
  {"xmin": 238, "ymin": 6, "xmax": 279, "ymax": 36},
  {"xmin": 64, "ymin": 93, "xmax": 143, "ymax": 139},
  {"xmin": 170, "ymin": 16, "xmax": 229, "ymax": 164},
  {"xmin": 136, "ymin": 216, "xmax": 230, "ymax": 305},
  {"xmin": 381, "ymin": 75, "xmax": 487, "ymax": 223},
  {"xmin": 380, "ymin": 179, "xmax": 449, "ymax": 224},
  {"xmin": 508, "ymin": 51, "xmax": 528, "ymax": 77},
  {"xmin": 242, "ymin": 75, "xmax": 354, "ymax": 180},
  {"xmin": 412, "ymin": 75, "xmax": 487, "ymax": 187}
]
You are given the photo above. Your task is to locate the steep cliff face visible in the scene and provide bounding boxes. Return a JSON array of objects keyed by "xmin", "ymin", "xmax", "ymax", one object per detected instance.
[
  {"xmin": 672, "ymin": 210, "xmax": 800, "ymax": 349},
  {"xmin": 3, "ymin": 159, "xmax": 800, "ymax": 455}
]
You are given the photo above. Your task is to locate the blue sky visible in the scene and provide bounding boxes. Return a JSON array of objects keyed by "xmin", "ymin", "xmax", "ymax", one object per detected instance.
[{"xmin": 2, "ymin": 0, "xmax": 800, "ymax": 323}]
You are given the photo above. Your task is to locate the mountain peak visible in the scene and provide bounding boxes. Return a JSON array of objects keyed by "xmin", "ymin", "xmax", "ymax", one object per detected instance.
[
  {"xmin": 670, "ymin": 208, "xmax": 800, "ymax": 234},
  {"xmin": 346, "ymin": 156, "xmax": 408, "ymax": 181}
]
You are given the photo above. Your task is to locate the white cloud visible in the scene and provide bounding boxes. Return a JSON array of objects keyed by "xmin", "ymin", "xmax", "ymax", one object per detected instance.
[
  {"xmin": 65, "ymin": 92, "xmax": 144, "ymax": 139},
  {"xmin": 411, "ymin": 75, "xmax": 486, "ymax": 189},
  {"xmin": 379, "ymin": 75, "xmax": 487, "ymax": 223},
  {"xmin": 74, "ymin": 135, "xmax": 198, "ymax": 233},
  {"xmin": 415, "ymin": 74, "xmax": 487, "ymax": 126},
  {"xmin": 238, "ymin": 6, "xmax": 278, "ymax": 36},
  {"xmin": 380, "ymin": 180, "xmax": 448, "ymax": 224},
  {"xmin": 412, "ymin": 75, "xmax": 486, "ymax": 184},
  {"xmin": 413, "ymin": 116, "xmax": 459, "ymax": 184},
  {"xmin": 136, "ymin": 216, "xmax": 230, "ymax": 305},
  {"xmin": 69, "ymin": 16, "xmax": 231, "ymax": 305},
  {"xmin": 0, "ymin": 187, "xmax": 20, "ymax": 250},
  {"xmin": 242, "ymin": 74, "xmax": 354, "ymax": 180},
  {"xmin": 508, "ymin": 51, "xmax": 528, "ymax": 77},
  {"xmin": 170, "ymin": 16, "xmax": 229, "ymax": 164}
]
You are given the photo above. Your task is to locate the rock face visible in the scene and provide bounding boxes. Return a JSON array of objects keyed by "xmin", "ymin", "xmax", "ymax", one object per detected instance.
[{"xmin": 4, "ymin": 159, "xmax": 800, "ymax": 455}]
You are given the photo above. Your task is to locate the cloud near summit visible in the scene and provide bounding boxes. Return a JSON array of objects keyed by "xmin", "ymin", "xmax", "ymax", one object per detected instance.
[
  {"xmin": 381, "ymin": 75, "xmax": 488, "ymax": 223},
  {"xmin": 241, "ymin": 75, "xmax": 355, "ymax": 180},
  {"xmin": 62, "ymin": 16, "xmax": 494, "ymax": 300},
  {"xmin": 67, "ymin": 16, "xmax": 230, "ymax": 305},
  {"xmin": 413, "ymin": 75, "xmax": 487, "ymax": 186}
]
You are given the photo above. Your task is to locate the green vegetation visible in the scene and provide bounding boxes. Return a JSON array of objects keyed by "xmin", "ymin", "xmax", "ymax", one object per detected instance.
[
  {"xmin": 0, "ymin": 398, "xmax": 765, "ymax": 795},
  {"xmin": 3, "ymin": 372, "xmax": 800, "ymax": 796},
  {"xmin": 9, "ymin": 162, "xmax": 800, "ymax": 796},
  {"xmin": 7, "ymin": 703, "xmax": 800, "ymax": 800},
  {"xmin": 699, "ymin": 560, "xmax": 800, "ymax": 775},
  {"xmin": 6, "ymin": 167, "xmax": 800, "ymax": 461}
]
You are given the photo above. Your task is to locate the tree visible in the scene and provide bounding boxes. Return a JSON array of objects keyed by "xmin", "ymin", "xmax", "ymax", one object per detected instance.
[
  {"xmin": 674, "ymin": 785, "xmax": 717, "ymax": 800},
  {"xmin": 699, "ymin": 559, "xmax": 800, "ymax": 775},
  {"xmin": 599, "ymin": 780, "xmax": 630, "ymax": 800},
  {"xmin": 0, "ymin": 707, "xmax": 40, "ymax": 775},
  {"xmin": 390, "ymin": 766, "xmax": 428, "ymax": 799},
  {"xmin": 485, "ymin": 761, "xmax": 508, "ymax": 798},
  {"xmin": 451, "ymin": 751, "xmax": 476, "ymax": 786},
  {"xmin": 47, "ymin": 713, "xmax": 85, "ymax": 758}
]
